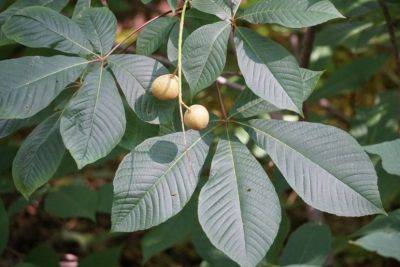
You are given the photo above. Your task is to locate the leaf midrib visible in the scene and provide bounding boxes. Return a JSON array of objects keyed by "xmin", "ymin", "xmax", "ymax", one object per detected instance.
[
  {"xmin": 236, "ymin": 120, "xmax": 382, "ymax": 211},
  {"xmin": 236, "ymin": 28, "xmax": 300, "ymax": 112}
]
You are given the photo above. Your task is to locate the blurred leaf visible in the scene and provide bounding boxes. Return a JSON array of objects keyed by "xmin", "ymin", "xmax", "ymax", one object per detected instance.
[
  {"xmin": 280, "ymin": 223, "xmax": 331, "ymax": 266},
  {"xmin": 44, "ymin": 185, "xmax": 98, "ymax": 221},
  {"xmin": 119, "ymin": 108, "xmax": 159, "ymax": 150},
  {"xmin": 354, "ymin": 209, "xmax": 400, "ymax": 237},
  {"xmin": 265, "ymin": 210, "xmax": 290, "ymax": 263},
  {"xmin": 25, "ymin": 245, "xmax": 59, "ymax": 267},
  {"xmin": 238, "ymin": 0, "xmax": 344, "ymax": 28},
  {"xmin": 141, "ymin": 199, "xmax": 196, "ymax": 263},
  {"xmin": 72, "ymin": 0, "xmax": 91, "ymax": 20},
  {"xmin": 0, "ymin": 198, "xmax": 9, "ymax": 255},
  {"xmin": 13, "ymin": 113, "xmax": 65, "ymax": 198},
  {"xmin": 136, "ymin": 17, "xmax": 177, "ymax": 56},
  {"xmin": 97, "ymin": 183, "xmax": 113, "ymax": 214},
  {"xmin": 365, "ymin": 139, "xmax": 400, "ymax": 176},
  {"xmin": 352, "ymin": 232, "xmax": 400, "ymax": 261},
  {"xmin": 310, "ymin": 55, "xmax": 387, "ymax": 100},
  {"xmin": 80, "ymin": 247, "xmax": 122, "ymax": 267}
]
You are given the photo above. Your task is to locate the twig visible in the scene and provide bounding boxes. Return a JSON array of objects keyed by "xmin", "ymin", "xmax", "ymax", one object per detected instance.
[
  {"xmin": 377, "ymin": 0, "xmax": 400, "ymax": 75},
  {"xmin": 216, "ymin": 82, "xmax": 228, "ymax": 120},
  {"xmin": 300, "ymin": 27, "xmax": 316, "ymax": 68},
  {"xmin": 177, "ymin": 0, "xmax": 189, "ymax": 146},
  {"xmin": 104, "ymin": 8, "xmax": 178, "ymax": 58}
]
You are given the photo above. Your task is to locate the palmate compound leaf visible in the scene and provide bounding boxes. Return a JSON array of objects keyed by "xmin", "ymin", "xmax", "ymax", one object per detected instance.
[
  {"xmin": 108, "ymin": 54, "xmax": 175, "ymax": 124},
  {"xmin": 198, "ymin": 130, "xmax": 281, "ymax": 267},
  {"xmin": 61, "ymin": 66, "xmax": 126, "ymax": 169},
  {"xmin": 237, "ymin": 0, "xmax": 344, "ymax": 28},
  {"xmin": 77, "ymin": 7, "xmax": 116, "ymax": 56},
  {"xmin": 12, "ymin": 113, "xmax": 65, "ymax": 198},
  {"xmin": 182, "ymin": 21, "xmax": 231, "ymax": 94},
  {"xmin": 0, "ymin": 56, "xmax": 89, "ymax": 119},
  {"xmin": 2, "ymin": 6, "xmax": 94, "ymax": 56},
  {"xmin": 191, "ymin": 0, "xmax": 241, "ymax": 20},
  {"xmin": 238, "ymin": 119, "xmax": 385, "ymax": 216},
  {"xmin": 112, "ymin": 130, "xmax": 212, "ymax": 232},
  {"xmin": 234, "ymin": 27, "xmax": 304, "ymax": 115}
]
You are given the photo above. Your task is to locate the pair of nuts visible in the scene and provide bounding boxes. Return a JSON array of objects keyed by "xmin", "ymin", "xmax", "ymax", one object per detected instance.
[{"xmin": 151, "ymin": 74, "xmax": 209, "ymax": 131}]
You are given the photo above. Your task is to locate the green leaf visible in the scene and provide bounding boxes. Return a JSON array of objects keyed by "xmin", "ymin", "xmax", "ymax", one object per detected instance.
[
  {"xmin": 44, "ymin": 185, "xmax": 98, "ymax": 220},
  {"xmin": 167, "ymin": 21, "xmax": 187, "ymax": 65},
  {"xmin": 240, "ymin": 119, "xmax": 384, "ymax": 216},
  {"xmin": 108, "ymin": 54, "xmax": 175, "ymax": 124},
  {"xmin": 167, "ymin": 0, "xmax": 178, "ymax": 13},
  {"xmin": 0, "ymin": 56, "xmax": 89, "ymax": 119},
  {"xmin": 182, "ymin": 21, "xmax": 231, "ymax": 94},
  {"xmin": 301, "ymin": 68, "xmax": 323, "ymax": 101},
  {"xmin": 280, "ymin": 223, "xmax": 331, "ymax": 266},
  {"xmin": 112, "ymin": 130, "xmax": 212, "ymax": 232},
  {"xmin": 238, "ymin": 0, "xmax": 343, "ymax": 28},
  {"xmin": 136, "ymin": 17, "xmax": 177, "ymax": 56},
  {"xmin": 365, "ymin": 139, "xmax": 400, "ymax": 176},
  {"xmin": 119, "ymin": 108, "xmax": 159, "ymax": 150},
  {"xmin": 191, "ymin": 0, "xmax": 241, "ymax": 20},
  {"xmin": 0, "ymin": 199, "xmax": 9, "ymax": 256},
  {"xmin": 97, "ymin": 183, "xmax": 113, "ymax": 214},
  {"xmin": 352, "ymin": 232, "xmax": 400, "ymax": 261},
  {"xmin": 13, "ymin": 113, "xmax": 65, "ymax": 198},
  {"xmin": 235, "ymin": 27, "xmax": 304, "ymax": 114},
  {"xmin": 72, "ymin": 0, "xmax": 91, "ymax": 20},
  {"xmin": 142, "ymin": 199, "xmax": 195, "ymax": 263},
  {"xmin": 310, "ymin": 55, "xmax": 387, "ymax": 100},
  {"xmin": 80, "ymin": 247, "xmax": 122, "ymax": 267},
  {"xmin": 61, "ymin": 67, "xmax": 126, "ymax": 169},
  {"xmin": 2, "ymin": 6, "xmax": 94, "ymax": 56},
  {"xmin": 77, "ymin": 7, "xmax": 116, "ymax": 55},
  {"xmin": 354, "ymin": 209, "xmax": 400, "ymax": 237},
  {"xmin": 228, "ymin": 88, "xmax": 279, "ymax": 119},
  {"xmin": 25, "ymin": 245, "xmax": 59, "ymax": 267},
  {"xmin": 0, "ymin": 119, "xmax": 27, "ymax": 138},
  {"xmin": 198, "ymin": 132, "xmax": 281, "ymax": 267}
]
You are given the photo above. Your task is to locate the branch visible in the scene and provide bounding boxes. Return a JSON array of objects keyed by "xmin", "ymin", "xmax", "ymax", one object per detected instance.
[
  {"xmin": 216, "ymin": 82, "xmax": 228, "ymax": 120},
  {"xmin": 300, "ymin": 27, "xmax": 316, "ymax": 68},
  {"xmin": 377, "ymin": 0, "xmax": 400, "ymax": 75}
]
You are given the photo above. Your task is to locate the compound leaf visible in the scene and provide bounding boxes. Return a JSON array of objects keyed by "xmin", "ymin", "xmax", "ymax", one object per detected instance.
[
  {"xmin": 365, "ymin": 139, "xmax": 400, "ymax": 176},
  {"xmin": 191, "ymin": 0, "xmax": 241, "ymax": 20}
]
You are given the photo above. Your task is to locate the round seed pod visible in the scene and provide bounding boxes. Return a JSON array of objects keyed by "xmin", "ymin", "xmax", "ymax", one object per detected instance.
[
  {"xmin": 184, "ymin": 104, "xmax": 210, "ymax": 130},
  {"xmin": 151, "ymin": 74, "xmax": 179, "ymax": 100}
]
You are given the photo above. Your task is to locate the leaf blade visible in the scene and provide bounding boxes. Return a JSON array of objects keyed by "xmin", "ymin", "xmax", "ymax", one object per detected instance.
[
  {"xmin": 241, "ymin": 119, "xmax": 384, "ymax": 216},
  {"xmin": 61, "ymin": 66, "xmax": 126, "ymax": 169},
  {"xmin": 198, "ymin": 131, "xmax": 281, "ymax": 267}
]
